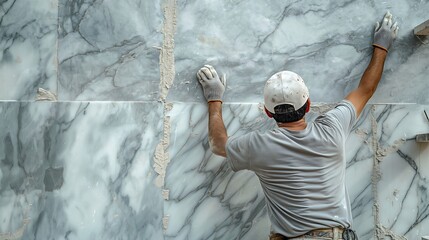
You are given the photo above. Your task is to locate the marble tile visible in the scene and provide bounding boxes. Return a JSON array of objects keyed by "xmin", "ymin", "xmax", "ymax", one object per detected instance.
[
  {"xmin": 0, "ymin": 102, "xmax": 164, "ymax": 239},
  {"xmin": 164, "ymin": 102, "xmax": 378, "ymax": 239},
  {"xmin": 164, "ymin": 103, "xmax": 272, "ymax": 240},
  {"xmin": 0, "ymin": 0, "xmax": 58, "ymax": 100},
  {"xmin": 374, "ymin": 104, "xmax": 429, "ymax": 239},
  {"xmin": 57, "ymin": 0, "xmax": 163, "ymax": 101},
  {"xmin": 168, "ymin": 0, "xmax": 429, "ymax": 104},
  {"xmin": 345, "ymin": 107, "xmax": 376, "ymax": 239}
]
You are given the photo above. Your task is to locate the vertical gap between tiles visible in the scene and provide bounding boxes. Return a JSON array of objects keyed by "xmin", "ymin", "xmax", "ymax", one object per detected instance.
[
  {"xmin": 159, "ymin": 0, "xmax": 177, "ymax": 102},
  {"xmin": 155, "ymin": 0, "xmax": 177, "ymax": 236},
  {"xmin": 56, "ymin": 0, "xmax": 59, "ymax": 100},
  {"xmin": 371, "ymin": 105, "xmax": 383, "ymax": 239}
]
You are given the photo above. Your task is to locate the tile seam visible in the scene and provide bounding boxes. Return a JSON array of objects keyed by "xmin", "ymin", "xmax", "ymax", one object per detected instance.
[
  {"xmin": 159, "ymin": 0, "xmax": 177, "ymax": 102},
  {"xmin": 154, "ymin": 0, "xmax": 177, "ymax": 236}
]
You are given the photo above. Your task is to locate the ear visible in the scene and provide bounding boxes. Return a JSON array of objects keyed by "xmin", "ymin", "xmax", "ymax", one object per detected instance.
[
  {"xmin": 264, "ymin": 107, "xmax": 273, "ymax": 118},
  {"xmin": 305, "ymin": 99, "xmax": 311, "ymax": 113}
]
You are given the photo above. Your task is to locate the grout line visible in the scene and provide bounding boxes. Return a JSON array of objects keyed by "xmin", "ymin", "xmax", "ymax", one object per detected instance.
[
  {"xmin": 370, "ymin": 105, "xmax": 382, "ymax": 239},
  {"xmin": 154, "ymin": 0, "xmax": 177, "ymax": 235},
  {"xmin": 56, "ymin": 0, "xmax": 60, "ymax": 101},
  {"xmin": 159, "ymin": 0, "xmax": 177, "ymax": 102}
]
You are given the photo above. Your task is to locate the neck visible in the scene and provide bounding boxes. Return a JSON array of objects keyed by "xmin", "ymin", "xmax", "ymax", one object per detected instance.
[{"xmin": 277, "ymin": 118, "xmax": 307, "ymax": 131}]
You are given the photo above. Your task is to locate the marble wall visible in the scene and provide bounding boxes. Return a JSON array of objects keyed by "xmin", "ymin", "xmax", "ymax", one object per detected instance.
[{"xmin": 1, "ymin": 0, "xmax": 428, "ymax": 239}]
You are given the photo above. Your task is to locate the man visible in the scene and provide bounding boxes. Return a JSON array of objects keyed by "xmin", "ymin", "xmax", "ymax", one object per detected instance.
[{"xmin": 197, "ymin": 12, "xmax": 398, "ymax": 240}]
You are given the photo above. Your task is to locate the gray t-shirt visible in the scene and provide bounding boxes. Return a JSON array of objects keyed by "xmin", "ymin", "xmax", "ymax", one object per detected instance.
[{"xmin": 226, "ymin": 100, "xmax": 357, "ymax": 238}]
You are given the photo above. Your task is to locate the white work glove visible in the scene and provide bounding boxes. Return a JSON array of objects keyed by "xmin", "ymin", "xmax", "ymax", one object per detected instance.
[
  {"xmin": 197, "ymin": 65, "xmax": 226, "ymax": 102},
  {"xmin": 373, "ymin": 11, "xmax": 399, "ymax": 52}
]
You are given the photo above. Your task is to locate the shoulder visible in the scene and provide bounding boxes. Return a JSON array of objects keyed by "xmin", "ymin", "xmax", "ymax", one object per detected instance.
[
  {"xmin": 334, "ymin": 100, "xmax": 357, "ymax": 114},
  {"xmin": 315, "ymin": 100, "xmax": 357, "ymax": 134}
]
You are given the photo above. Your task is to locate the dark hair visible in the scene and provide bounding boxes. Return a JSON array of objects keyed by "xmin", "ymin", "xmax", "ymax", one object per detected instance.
[{"xmin": 271, "ymin": 101, "xmax": 308, "ymax": 123}]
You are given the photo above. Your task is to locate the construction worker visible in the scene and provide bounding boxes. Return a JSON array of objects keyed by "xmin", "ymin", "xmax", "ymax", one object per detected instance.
[{"xmin": 197, "ymin": 12, "xmax": 398, "ymax": 240}]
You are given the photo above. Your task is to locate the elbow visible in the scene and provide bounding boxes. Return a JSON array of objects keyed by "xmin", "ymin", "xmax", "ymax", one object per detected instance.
[
  {"xmin": 211, "ymin": 146, "xmax": 226, "ymax": 157},
  {"xmin": 209, "ymin": 138, "xmax": 227, "ymax": 157},
  {"xmin": 368, "ymin": 85, "xmax": 377, "ymax": 95},
  {"xmin": 360, "ymin": 85, "xmax": 377, "ymax": 98}
]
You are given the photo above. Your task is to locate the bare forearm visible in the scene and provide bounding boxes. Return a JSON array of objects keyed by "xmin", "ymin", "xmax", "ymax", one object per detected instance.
[
  {"xmin": 208, "ymin": 102, "xmax": 227, "ymax": 157},
  {"xmin": 345, "ymin": 48, "xmax": 388, "ymax": 116},
  {"xmin": 359, "ymin": 47, "xmax": 388, "ymax": 94}
]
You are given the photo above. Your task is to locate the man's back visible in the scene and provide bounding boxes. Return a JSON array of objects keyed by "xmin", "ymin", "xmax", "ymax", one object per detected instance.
[{"xmin": 226, "ymin": 101, "xmax": 356, "ymax": 237}]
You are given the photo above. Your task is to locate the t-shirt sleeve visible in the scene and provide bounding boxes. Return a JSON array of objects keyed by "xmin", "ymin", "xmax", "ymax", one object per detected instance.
[
  {"xmin": 322, "ymin": 100, "xmax": 357, "ymax": 135},
  {"xmin": 225, "ymin": 133, "xmax": 254, "ymax": 172}
]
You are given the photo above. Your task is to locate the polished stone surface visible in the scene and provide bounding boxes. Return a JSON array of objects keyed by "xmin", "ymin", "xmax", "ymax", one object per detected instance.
[
  {"xmin": 0, "ymin": 0, "xmax": 58, "ymax": 100},
  {"xmin": 164, "ymin": 103, "xmax": 272, "ymax": 240},
  {"xmin": 0, "ymin": 102, "xmax": 164, "ymax": 239},
  {"xmin": 168, "ymin": 0, "xmax": 429, "ymax": 104},
  {"xmin": 373, "ymin": 104, "xmax": 429, "ymax": 239},
  {"xmin": 57, "ymin": 0, "xmax": 163, "ymax": 101}
]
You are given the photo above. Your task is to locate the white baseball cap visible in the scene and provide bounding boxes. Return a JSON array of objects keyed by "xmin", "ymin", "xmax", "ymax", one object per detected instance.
[{"xmin": 264, "ymin": 71, "xmax": 309, "ymax": 113}]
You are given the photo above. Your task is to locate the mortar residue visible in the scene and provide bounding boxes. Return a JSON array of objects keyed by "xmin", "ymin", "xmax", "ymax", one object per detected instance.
[
  {"xmin": 36, "ymin": 88, "xmax": 57, "ymax": 101},
  {"xmin": 310, "ymin": 103, "xmax": 337, "ymax": 115},
  {"xmin": 162, "ymin": 215, "xmax": 170, "ymax": 233},
  {"xmin": 154, "ymin": 113, "xmax": 171, "ymax": 188},
  {"xmin": 159, "ymin": 0, "xmax": 177, "ymax": 101},
  {"xmin": 0, "ymin": 217, "xmax": 30, "ymax": 240},
  {"xmin": 154, "ymin": 0, "xmax": 177, "ymax": 234}
]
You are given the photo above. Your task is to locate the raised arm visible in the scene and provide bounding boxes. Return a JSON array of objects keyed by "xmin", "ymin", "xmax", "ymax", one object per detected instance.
[
  {"xmin": 197, "ymin": 65, "xmax": 227, "ymax": 157},
  {"xmin": 345, "ymin": 12, "xmax": 399, "ymax": 117},
  {"xmin": 345, "ymin": 48, "xmax": 387, "ymax": 116}
]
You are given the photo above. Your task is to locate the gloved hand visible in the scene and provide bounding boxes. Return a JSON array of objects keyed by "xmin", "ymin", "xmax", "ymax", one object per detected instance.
[
  {"xmin": 197, "ymin": 65, "xmax": 226, "ymax": 102},
  {"xmin": 373, "ymin": 11, "xmax": 399, "ymax": 52}
]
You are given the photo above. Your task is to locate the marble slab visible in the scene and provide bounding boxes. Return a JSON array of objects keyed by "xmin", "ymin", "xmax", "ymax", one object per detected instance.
[
  {"xmin": 57, "ymin": 0, "xmax": 163, "ymax": 101},
  {"xmin": 164, "ymin": 103, "xmax": 273, "ymax": 240},
  {"xmin": 0, "ymin": 0, "xmax": 58, "ymax": 100},
  {"xmin": 344, "ymin": 107, "xmax": 376, "ymax": 240},
  {"xmin": 168, "ymin": 0, "xmax": 429, "ymax": 104},
  {"xmin": 0, "ymin": 102, "xmax": 164, "ymax": 239},
  {"xmin": 373, "ymin": 104, "xmax": 429, "ymax": 239}
]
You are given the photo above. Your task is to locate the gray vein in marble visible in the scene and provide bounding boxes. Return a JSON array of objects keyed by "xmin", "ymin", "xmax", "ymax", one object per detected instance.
[
  {"xmin": 0, "ymin": 102, "xmax": 165, "ymax": 239},
  {"xmin": 168, "ymin": 0, "xmax": 429, "ymax": 104},
  {"xmin": 58, "ymin": 0, "xmax": 162, "ymax": 100},
  {"xmin": 392, "ymin": 149, "xmax": 429, "ymax": 236}
]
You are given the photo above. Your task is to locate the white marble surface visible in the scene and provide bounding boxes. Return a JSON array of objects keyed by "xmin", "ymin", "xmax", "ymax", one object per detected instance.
[
  {"xmin": 0, "ymin": 0, "xmax": 58, "ymax": 100},
  {"xmin": 57, "ymin": 0, "xmax": 163, "ymax": 100},
  {"xmin": 0, "ymin": 102, "xmax": 164, "ymax": 239},
  {"xmin": 373, "ymin": 104, "xmax": 429, "ymax": 239},
  {"xmin": 168, "ymin": 0, "xmax": 429, "ymax": 104},
  {"xmin": 344, "ymin": 107, "xmax": 375, "ymax": 240},
  {"xmin": 164, "ymin": 103, "xmax": 273, "ymax": 240}
]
